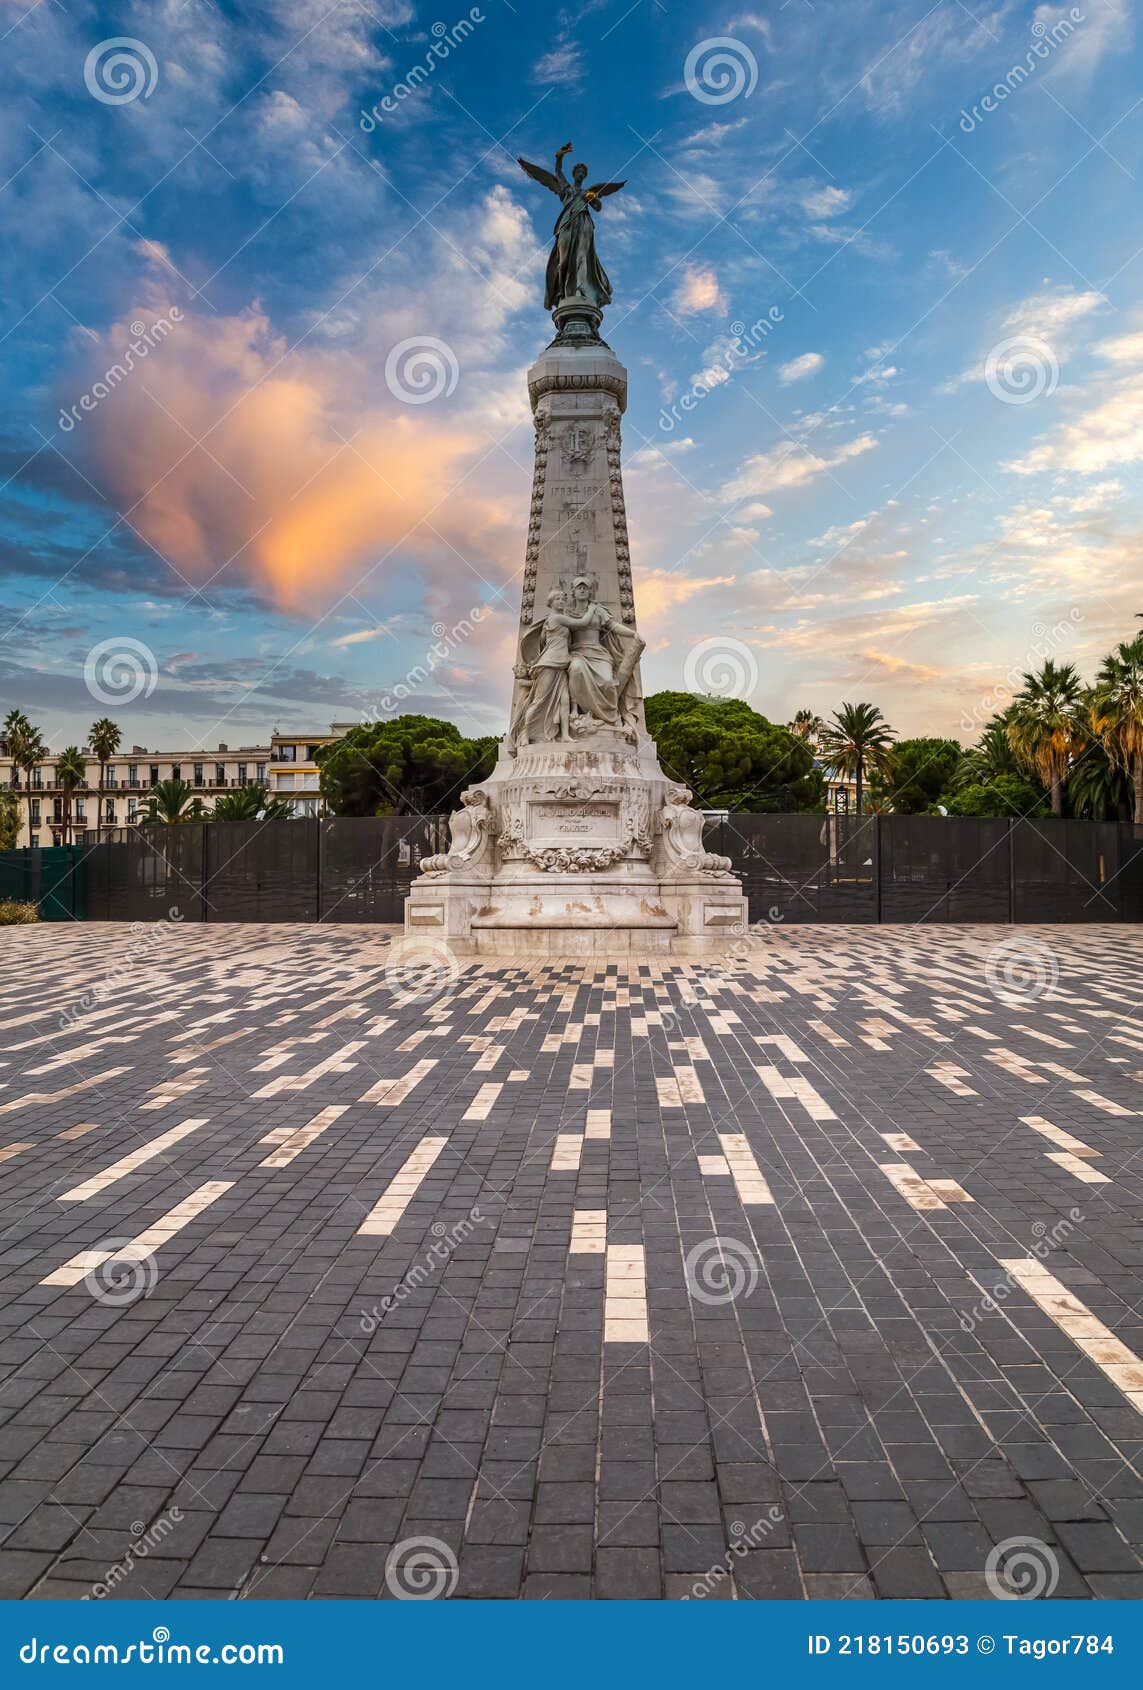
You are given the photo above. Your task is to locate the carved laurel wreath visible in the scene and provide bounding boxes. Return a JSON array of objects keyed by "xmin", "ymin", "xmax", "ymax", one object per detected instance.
[{"xmin": 520, "ymin": 841, "xmax": 631, "ymax": 873}]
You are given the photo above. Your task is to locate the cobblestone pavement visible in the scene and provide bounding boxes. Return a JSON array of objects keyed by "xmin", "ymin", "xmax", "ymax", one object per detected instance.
[{"xmin": 1, "ymin": 923, "xmax": 1142, "ymax": 1601}]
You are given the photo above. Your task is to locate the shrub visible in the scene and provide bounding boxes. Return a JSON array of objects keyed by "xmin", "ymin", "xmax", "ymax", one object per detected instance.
[{"xmin": 0, "ymin": 900, "xmax": 39, "ymax": 925}]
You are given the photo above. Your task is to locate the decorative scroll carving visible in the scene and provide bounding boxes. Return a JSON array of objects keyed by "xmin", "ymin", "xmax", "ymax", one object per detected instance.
[
  {"xmin": 418, "ymin": 788, "xmax": 497, "ymax": 876},
  {"xmin": 657, "ymin": 783, "xmax": 733, "ymax": 875}
]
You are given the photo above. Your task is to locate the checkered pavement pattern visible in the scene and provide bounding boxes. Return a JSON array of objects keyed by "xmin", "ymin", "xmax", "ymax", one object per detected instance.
[{"xmin": 0, "ymin": 923, "xmax": 1141, "ymax": 1600}]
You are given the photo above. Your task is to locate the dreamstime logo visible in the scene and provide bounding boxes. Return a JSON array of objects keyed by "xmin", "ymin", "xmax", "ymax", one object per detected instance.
[
  {"xmin": 957, "ymin": 1208, "xmax": 1083, "ymax": 1332},
  {"xmin": 84, "ymin": 1243, "xmax": 158, "ymax": 1307},
  {"xmin": 384, "ymin": 936, "xmax": 461, "ymax": 1006},
  {"xmin": 91, "ymin": 1511, "xmax": 183, "ymax": 1599},
  {"xmin": 360, "ymin": 9, "xmax": 485, "ymax": 130},
  {"xmin": 959, "ymin": 10, "xmax": 1085, "ymax": 133},
  {"xmin": 984, "ymin": 336, "xmax": 1059, "ymax": 405},
  {"xmin": 84, "ymin": 637, "xmax": 158, "ymax": 705},
  {"xmin": 59, "ymin": 310, "xmax": 183, "ymax": 432},
  {"xmin": 360, "ymin": 1207, "xmax": 485, "ymax": 1330},
  {"xmin": 984, "ymin": 1536, "xmax": 1060, "ymax": 1599},
  {"xmin": 380, "ymin": 607, "xmax": 487, "ymax": 713},
  {"xmin": 84, "ymin": 38, "xmax": 159, "ymax": 106},
  {"xmin": 384, "ymin": 1535, "xmax": 458, "ymax": 1599},
  {"xmin": 684, "ymin": 636, "xmax": 759, "ymax": 701},
  {"xmin": 985, "ymin": 935, "xmax": 1059, "ymax": 1005},
  {"xmin": 658, "ymin": 310, "xmax": 783, "ymax": 433},
  {"xmin": 959, "ymin": 608, "xmax": 1083, "ymax": 736},
  {"xmin": 60, "ymin": 909, "xmax": 184, "ymax": 1030},
  {"xmin": 385, "ymin": 337, "xmax": 459, "ymax": 404},
  {"xmin": 684, "ymin": 37, "xmax": 758, "ymax": 106},
  {"xmin": 684, "ymin": 1237, "xmax": 759, "ymax": 1306}
]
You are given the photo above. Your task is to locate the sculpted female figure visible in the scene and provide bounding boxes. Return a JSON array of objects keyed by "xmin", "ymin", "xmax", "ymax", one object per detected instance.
[
  {"xmin": 508, "ymin": 588, "xmax": 594, "ymax": 750},
  {"xmin": 517, "ymin": 144, "xmax": 626, "ymax": 311},
  {"xmin": 566, "ymin": 576, "xmax": 644, "ymax": 733}
]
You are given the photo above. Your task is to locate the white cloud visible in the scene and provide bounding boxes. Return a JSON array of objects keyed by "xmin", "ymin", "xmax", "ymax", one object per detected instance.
[
  {"xmin": 1007, "ymin": 374, "xmax": 1143, "ymax": 476},
  {"xmin": 672, "ymin": 265, "xmax": 726, "ymax": 316},
  {"xmin": 801, "ymin": 185, "xmax": 853, "ymax": 219},
  {"xmin": 778, "ymin": 351, "xmax": 824, "ymax": 384},
  {"xmin": 1095, "ymin": 331, "xmax": 1143, "ymax": 365},
  {"xmin": 531, "ymin": 42, "xmax": 583, "ymax": 85},
  {"xmin": 723, "ymin": 432, "xmax": 878, "ymax": 499}
]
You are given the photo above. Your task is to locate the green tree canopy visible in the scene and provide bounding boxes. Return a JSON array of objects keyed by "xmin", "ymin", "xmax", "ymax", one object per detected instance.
[
  {"xmin": 870, "ymin": 736, "xmax": 962, "ymax": 814},
  {"xmin": 941, "ymin": 773, "xmax": 1050, "ymax": 818},
  {"xmin": 0, "ymin": 787, "xmax": 20, "ymax": 850},
  {"xmin": 316, "ymin": 716, "xmax": 498, "ymax": 816},
  {"xmin": 210, "ymin": 782, "xmax": 294, "ymax": 822},
  {"xmin": 644, "ymin": 693, "xmax": 825, "ymax": 812}
]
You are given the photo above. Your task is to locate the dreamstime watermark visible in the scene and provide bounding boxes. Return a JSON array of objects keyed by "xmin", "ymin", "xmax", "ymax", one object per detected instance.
[
  {"xmin": 360, "ymin": 11, "xmax": 485, "ymax": 130},
  {"xmin": 685, "ymin": 1508, "xmax": 785, "ymax": 1597},
  {"xmin": 385, "ymin": 336, "xmax": 460, "ymax": 404},
  {"xmin": 90, "ymin": 1512, "xmax": 183, "ymax": 1599},
  {"xmin": 684, "ymin": 635, "xmax": 760, "ymax": 701},
  {"xmin": 684, "ymin": 37, "xmax": 758, "ymax": 106},
  {"xmin": 959, "ymin": 609, "xmax": 1083, "ymax": 735},
  {"xmin": 84, "ymin": 1242, "xmax": 159, "ymax": 1307},
  {"xmin": 84, "ymin": 637, "xmax": 159, "ymax": 706},
  {"xmin": 684, "ymin": 1236, "xmax": 759, "ymax": 1305},
  {"xmin": 60, "ymin": 909, "xmax": 183, "ymax": 1030},
  {"xmin": 985, "ymin": 934, "xmax": 1060, "ymax": 1005},
  {"xmin": 385, "ymin": 1535, "xmax": 458, "ymax": 1599},
  {"xmin": 984, "ymin": 1535, "xmax": 1060, "ymax": 1599},
  {"xmin": 84, "ymin": 37, "xmax": 159, "ymax": 106},
  {"xmin": 384, "ymin": 935, "xmax": 461, "ymax": 1006},
  {"xmin": 659, "ymin": 309, "xmax": 783, "ymax": 432},
  {"xmin": 58, "ymin": 310, "xmax": 183, "ymax": 432},
  {"xmin": 985, "ymin": 335, "xmax": 1059, "ymax": 405},
  {"xmin": 958, "ymin": 1208, "xmax": 1084, "ymax": 1332},
  {"xmin": 380, "ymin": 607, "xmax": 487, "ymax": 712},
  {"xmin": 360, "ymin": 1208, "xmax": 485, "ymax": 1330},
  {"xmin": 959, "ymin": 10, "xmax": 1085, "ymax": 133}
]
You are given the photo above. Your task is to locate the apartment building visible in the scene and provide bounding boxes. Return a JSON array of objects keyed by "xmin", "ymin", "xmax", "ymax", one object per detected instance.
[{"xmin": 0, "ymin": 726, "xmax": 344, "ymax": 848}]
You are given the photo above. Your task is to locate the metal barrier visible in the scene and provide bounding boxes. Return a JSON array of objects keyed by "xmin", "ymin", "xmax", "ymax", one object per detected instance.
[{"xmin": 2, "ymin": 816, "xmax": 1139, "ymax": 925}]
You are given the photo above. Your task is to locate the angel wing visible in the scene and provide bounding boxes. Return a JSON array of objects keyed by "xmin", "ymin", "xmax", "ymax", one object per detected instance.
[
  {"xmin": 517, "ymin": 156, "xmax": 562, "ymax": 195},
  {"xmin": 586, "ymin": 181, "xmax": 625, "ymax": 200}
]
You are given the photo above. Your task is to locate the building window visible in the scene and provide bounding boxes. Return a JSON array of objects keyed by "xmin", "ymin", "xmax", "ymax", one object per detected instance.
[
  {"xmin": 128, "ymin": 762, "xmax": 139, "ymax": 786},
  {"xmin": 104, "ymin": 798, "xmax": 114, "ymax": 821},
  {"xmin": 30, "ymin": 799, "xmax": 40, "ymax": 824},
  {"xmin": 306, "ymin": 744, "xmax": 321, "ymax": 761},
  {"xmin": 32, "ymin": 767, "xmax": 42, "ymax": 788},
  {"xmin": 277, "ymin": 773, "xmax": 295, "ymax": 790},
  {"xmin": 75, "ymin": 800, "xmax": 85, "ymax": 821},
  {"xmin": 53, "ymin": 800, "xmax": 63, "ymax": 823},
  {"xmin": 29, "ymin": 833, "xmax": 39, "ymax": 848},
  {"xmin": 237, "ymin": 762, "xmax": 247, "ymax": 784},
  {"xmin": 171, "ymin": 764, "xmax": 181, "ymax": 782},
  {"xmin": 215, "ymin": 763, "xmax": 225, "ymax": 786},
  {"xmin": 193, "ymin": 763, "xmax": 204, "ymax": 787},
  {"xmin": 256, "ymin": 762, "xmax": 266, "ymax": 783},
  {"xmin": 127, "ymin": 799, "xmax": 137, "ymax": 822},
  {"xmin": 106, "ymin": 769, "xmax": 117, "ymax": 787},
  {"xmin": 149, "ymin": 765, "xmax": 159, "ymax": 786}
]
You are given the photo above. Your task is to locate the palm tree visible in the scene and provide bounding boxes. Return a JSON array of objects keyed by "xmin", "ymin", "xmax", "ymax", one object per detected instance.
[
  {"xmin": 139, "ymin": 777, "xmax": 202, "ymax": 826},
  {"xmin": 1068, "ymin": 737, "xmax": 1131, "ymax": 822},
  {"xmin": 55, "ymin": 747, "xmax": 87, "ymax": 845},
  {"xmin": 953, "ymin": 715, "xmax": 1022, "ymax": 790},
  {"xmin": 210, "ymin": 782, "xmax": 293, "ymax": 822},
  {"xmin": 3, "ymin": 710, "xmax": 29, "ymax": 843},
  {"xmin": 88, "ymin": 717, "xmax": 121, "ymax": 839},
  {"xmin": 787, "ymin": 708, "xmax": 824, "ymax": 748},
  {"xmin": 818, "ymin": 702, "xmax": 896, "ymax": 817},
  {"xmin": 1090, "ymin": 635, "xmax": 1143, "ymax": 824},
  {"xmin": 1006, "ymin": 659, "xmax": 1085, "ymax": 817}
]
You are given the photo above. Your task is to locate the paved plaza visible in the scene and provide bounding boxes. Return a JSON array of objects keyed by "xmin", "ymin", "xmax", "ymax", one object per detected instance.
[{"xmin": 0, "ymin": 923, "xmax": 1141, "ymax": 1601}]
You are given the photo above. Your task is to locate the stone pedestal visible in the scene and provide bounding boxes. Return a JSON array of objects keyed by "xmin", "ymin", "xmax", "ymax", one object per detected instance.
[{"xmin": 403, "ymin": 331, "xmax": 747, "ymax": 957}]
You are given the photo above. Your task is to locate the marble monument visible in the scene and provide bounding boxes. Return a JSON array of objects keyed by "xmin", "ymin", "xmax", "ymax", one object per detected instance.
[{"xmin": 404, "ymin": 143, "xmax": 748, "ymax": 955}]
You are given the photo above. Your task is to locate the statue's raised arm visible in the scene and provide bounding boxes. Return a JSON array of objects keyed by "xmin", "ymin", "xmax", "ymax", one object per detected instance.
[{"xmin": 517, "ymin": 142, "xmax": 626, "ymax": 330}]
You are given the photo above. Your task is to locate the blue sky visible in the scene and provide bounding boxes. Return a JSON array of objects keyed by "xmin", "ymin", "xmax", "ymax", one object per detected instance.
[{"xmin": 1, "ymin": 0, "xmax": 1140, "ymax": 756}]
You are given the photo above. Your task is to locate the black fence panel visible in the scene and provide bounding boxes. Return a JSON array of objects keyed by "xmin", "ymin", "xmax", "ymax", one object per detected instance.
[
  {"xmin": 205, "ymin": 819, "xmax": 319, "ymax": 922},
  {"xmin": 318, "ymin": 816, "xmax": 449, "ymax": 923},
  {"xmin": 84, "ymin": 827, "xmax": 205, "ymax": 923},
  {"xmin": 1012, "ymin": 820, "xmax": 1121, "ymax": 923},
  {"xmin": 56, "ymin": 813, "xmax": 1143, "ymax": 926},
  {"xmin": 710, "ymin": 813, "xmax": 878, "ymax": 924},
  {"xmin": 880, "ymin": 816, "xmax": 1010, "ymax": 924}
]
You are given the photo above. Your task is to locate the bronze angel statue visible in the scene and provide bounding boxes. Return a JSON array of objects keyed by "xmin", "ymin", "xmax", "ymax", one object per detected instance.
[{"xmin": 518, "ymin": 143, "xmax": 625, "ymax": 312}]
